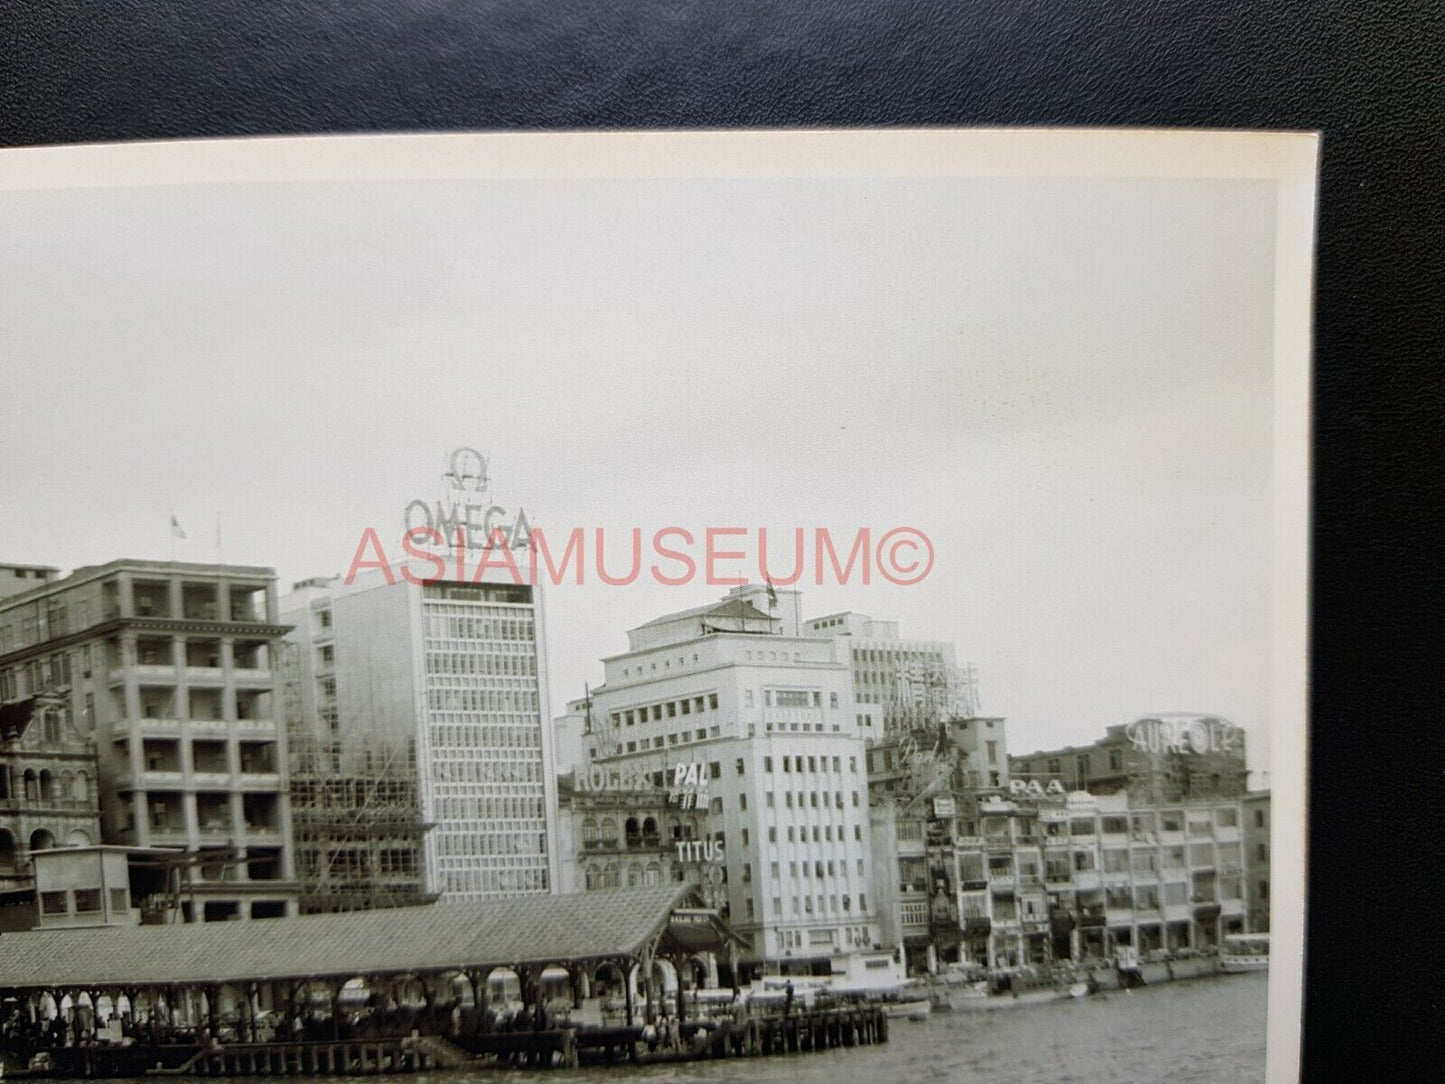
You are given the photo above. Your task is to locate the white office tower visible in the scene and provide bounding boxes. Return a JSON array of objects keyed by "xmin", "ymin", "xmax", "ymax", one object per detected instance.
[
  {"xmin": 281, "ymin": 563, "xmax": 559, "ymax": 903},
  {"xmin": 588, "ymin": 585, "xmax": 881, "ymax": 975}
]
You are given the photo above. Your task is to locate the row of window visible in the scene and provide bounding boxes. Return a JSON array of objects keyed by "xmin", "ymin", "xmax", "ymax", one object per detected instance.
[
  {"xmin": 427, "ymin": 723, "xmax": 541, "ymax": 751},
  {"xmin": 424, "ymin": 609, "xmax": 536, "ymax": 643},
  {"xmin": 425, "ymin": 652, "xmax": 537, "ymax": 678},
  {"xmin": 437, "ymin": 829, "xmax": 547, "ymax": 857},
  {"xmin": 612, "ymin": 693, "xmax": 720, "ymax": 728},
  {"xmin": 769, "ymin": 892, "xmax": 868, "ymax": 917},
  {"xmin": 39, "ymin": 886, "xmax": 128, "ymax": 916},
  {"xmin": 441, "ymin": 866, "xmax": 548, "ymax": 895},
  {"xmin": 763, "ymin": 754, "xmax": 858, "ymax": 774},
  {"xmin": 432, "ymin": 796, "xmax": 546, "ymax": 820},
  {"xmin": 423, "ymin": 688, "xmax": 540, "ymax": 713},
  {"xmin": 614, "ymin": 725, "xmax": 722, "ymax": 753}
]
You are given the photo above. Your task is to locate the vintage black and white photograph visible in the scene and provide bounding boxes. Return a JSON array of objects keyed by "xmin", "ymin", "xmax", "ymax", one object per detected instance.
[{"xmin": 0, "ymin": 130, "xmax": 1314, "ymax": 1083}]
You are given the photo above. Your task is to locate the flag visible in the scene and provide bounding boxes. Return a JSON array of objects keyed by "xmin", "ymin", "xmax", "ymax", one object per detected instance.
[
  {"xmin": 765, "ymin": 579, "xmax": 778, "ymax": 608},
  {"xmin": 170, "ymin": 514, "xmax": 187, "ymax": 540}
]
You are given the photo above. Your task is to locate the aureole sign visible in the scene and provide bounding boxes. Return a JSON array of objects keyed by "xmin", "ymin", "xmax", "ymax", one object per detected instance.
[
  {"xmin": 1125, "ymin": 716, "xmax": 1242, "ymax": 756},
  {"xmin": 403, "ymin": 448, "xmax": 532, "ymax": 551}
]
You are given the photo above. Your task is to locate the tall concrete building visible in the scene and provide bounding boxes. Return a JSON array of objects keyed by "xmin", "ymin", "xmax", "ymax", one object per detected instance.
[
  {"xmin": 280, "ymin": 562, "xmax": 560, "ymax": 904},
  {"xmin": 804, "ymin": 611, "xmax": 974, "ymax": 735},
  {"xmin": 0, "ymin": 560, "xmax": 298, "ymax": 921},
  {"xmin": 585, "ymin": 585, "xmax": 882, "ymax": 977}
]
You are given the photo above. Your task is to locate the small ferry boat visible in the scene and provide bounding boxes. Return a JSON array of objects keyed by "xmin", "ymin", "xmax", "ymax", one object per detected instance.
[
  {"xmin": 943, "ymin": 967, "xmax": 1091, "ymax": 1012},
  {"xmin": 1220, "ymin": 933, "xmax": 1270, "ymax": 973}
]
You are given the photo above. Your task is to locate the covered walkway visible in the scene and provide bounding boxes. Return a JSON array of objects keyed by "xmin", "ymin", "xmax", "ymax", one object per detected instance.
[{"xmin": 0, "ymin": 885, "xmax": 747, "ymax": 1057}]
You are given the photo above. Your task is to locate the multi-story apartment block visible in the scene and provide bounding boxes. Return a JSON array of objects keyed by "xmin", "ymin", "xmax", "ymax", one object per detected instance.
[
  {"xmin": 0, "ymin": 560, "xmax": 298, "ymax": 921},
  {"xmin": 280, "ymin": 563, "xmax": 559, "ymax": 904},
  {"xmin": 585, "ymin": 586, "xmax": 881, "ymax": 978},
  {"xmin": 1242, "ymin": 790, "xmax": 1271, "ymax": 932}
]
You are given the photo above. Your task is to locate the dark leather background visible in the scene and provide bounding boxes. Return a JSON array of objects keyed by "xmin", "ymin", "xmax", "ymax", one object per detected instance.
[{"xmin": 1, "ymin": 2, "xmax": 1440, "ymax": 1077}]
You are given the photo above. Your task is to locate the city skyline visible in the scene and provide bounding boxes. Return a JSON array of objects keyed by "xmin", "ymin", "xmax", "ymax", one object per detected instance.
[{"xmin": 0, "ymin": 172, "xmax": 1279, "ymax": 775}]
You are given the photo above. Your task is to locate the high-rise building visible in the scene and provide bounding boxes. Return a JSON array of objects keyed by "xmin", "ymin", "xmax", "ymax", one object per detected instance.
[
  {"xmin": 585, "ymin": 585, "xmax": 882, "ymax": 978},
  {"xmin": 280, "ymin": 563, "xmax": 559, "ymax": 904},
  {"xmin": 804, "ymin": 611, "xmax": 975, "ymax": 734},
  {"xmin": 0, "ymin": 560, "xmax": 298, "ymax": 922}
]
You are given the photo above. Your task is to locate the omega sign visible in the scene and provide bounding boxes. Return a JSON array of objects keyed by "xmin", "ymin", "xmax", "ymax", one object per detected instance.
[
  {"xmin": 403, "ymin": 448, "xmax": 532, "ymax": 550},
  {"xmin": 1125, "ymin": 716, "xmax": 1243, "ymax": 756}
]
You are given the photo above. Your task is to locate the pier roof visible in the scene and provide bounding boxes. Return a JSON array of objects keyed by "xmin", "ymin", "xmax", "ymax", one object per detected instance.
[{"xmin": 0, "ymin": 885, "xmax": 728, "ymax": 991}]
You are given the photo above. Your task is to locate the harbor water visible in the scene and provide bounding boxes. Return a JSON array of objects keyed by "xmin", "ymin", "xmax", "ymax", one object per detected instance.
[{"xmin": 399, "ymin": 972, "xmax": 1265, "ymax": 1084}]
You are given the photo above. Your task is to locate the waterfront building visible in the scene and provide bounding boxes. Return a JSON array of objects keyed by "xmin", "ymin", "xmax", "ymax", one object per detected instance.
[
  {"xmin": 583, "ymin": 585, "xmax": 882, "ymax": 978},
  {"xmin": 279, "ymin": 563, "xmax": 559, "ymax": 905},
  {"xmin": 0, "ymin": 683, "xmax": 103, "ymax": 889},
  {"xmin": 1011, "ymin": 713, "xmax": 1249, "ymax": 801},
  {"xmin": 0, "ymin": 560, "xmax": 298, "ymax": 921},
  {"xmin": 865, "ymin": 712, "xmax": 1267, "ymax": 973},
  {"xmin": 1242, "ymin": 790, "xmax": 1271, "ymax": 932}
]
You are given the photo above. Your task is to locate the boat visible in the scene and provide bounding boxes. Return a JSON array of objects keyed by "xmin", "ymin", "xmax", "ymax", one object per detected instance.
[
  {"xmin": 1220, "ymin": 933, "xmax": 1270, "ymax": 973},
  {"xmin": 943, "ymin": 967, "xmax": 1093, "ymax": 1011},
  {"xmin": 826, "ymin": 981, "xmax": 931, "ymax": 1021}
]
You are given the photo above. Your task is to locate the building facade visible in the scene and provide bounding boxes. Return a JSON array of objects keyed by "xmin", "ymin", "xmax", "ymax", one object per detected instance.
[
  {"xmin": 0, "ymin": 560, "xmax": 298, "ymax": 921},
  {"xmin": 805, "ymin": 611, "xmax": 975, "ymax": 736},
  {"xmin": 867, "ymin": 714, "xmax": 1271, "ymax": 973},
  {"xmin": 583, "ymin": 586, "xmax": 881, "ymax": 976},
  {"xmin": 280, "ymin": 563, "xmax": 559, "ymax": 904},
  {"xmin": 1242, "ymin": 790, "xmax": 1271, "ymax": 932},
  {"xmin": 0, "ymin": 689, "xmax": 103, "ymax": 889}
]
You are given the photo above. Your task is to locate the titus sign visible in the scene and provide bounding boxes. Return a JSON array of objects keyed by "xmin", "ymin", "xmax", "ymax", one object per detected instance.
[{"xmin": 403, "ymin": 448, "xmax": 532, "ymax": 550}]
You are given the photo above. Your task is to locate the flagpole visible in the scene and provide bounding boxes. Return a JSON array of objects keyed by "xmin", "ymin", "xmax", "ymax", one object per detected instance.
[{"xmin": 170, "ymin": 510, "xmax": 177, "ymax": 562}]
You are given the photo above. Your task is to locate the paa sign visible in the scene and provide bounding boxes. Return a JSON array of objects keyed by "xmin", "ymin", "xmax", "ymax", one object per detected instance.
[
  {"xmin": 1009, "ymin": 778, "xmax": 1068, "ymax": 800},
  {"xmin": 403, "ymin": 448, "xmax": 532, "ymax": 551}
]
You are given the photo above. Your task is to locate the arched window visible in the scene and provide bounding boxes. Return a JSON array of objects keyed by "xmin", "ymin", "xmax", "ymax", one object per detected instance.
[
  {"xmin": 60, "ymin": 771, "xmax": 75, "ymax": 805},
  {"xmin": 603, "ymin": 863, "xmax": 619, "ymax": 888},
  {"xmin": 600, "ymin": 817, "xmax": 617, "ymax": 844},
  {"xmin": 23, "ymin": 770, "xmax": 38, "ymax": 802},
  {"xmin": 0, "ymin": 829, "xmax": 17, "ymax": 871},
  {"xmin": 582, "ymin": 817, "xmax": 599, "ymax": 842},
  {"xmin": 645, "ymin": 862, "xmax": 661, "ymax": 886},
  {"xmin": 73, "ymin": 772, "xmax": 88, "ymax": 802},
  {"xmin": 39, "ymin": 770, "xmax": 55, "ymax": 803},
  {"xmin": 584, "ymin": 864, "xmax": 600, "ymax": 890},
  {"xmin": 29, "ymin": 828, "xmax": 55, "ymax": 852},
  {"xmin": 626, "ymin": 863, "xmax": 640, "ymax": 888}
]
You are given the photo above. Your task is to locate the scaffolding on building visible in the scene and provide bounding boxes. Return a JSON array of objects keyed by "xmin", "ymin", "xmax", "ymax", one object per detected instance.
[{"xmin": 279, "ymin": 642, "xmax": 435, "ymax": 914}]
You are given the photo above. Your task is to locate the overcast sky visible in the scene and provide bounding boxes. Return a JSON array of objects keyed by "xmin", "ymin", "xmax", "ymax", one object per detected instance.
[{"xmin": 0, "ymin": 169, "xmax": 1278, "ymax": 779}]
